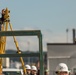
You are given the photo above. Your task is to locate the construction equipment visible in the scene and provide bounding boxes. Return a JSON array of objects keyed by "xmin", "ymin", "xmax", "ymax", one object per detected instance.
[
  {"xmin": 0, "ymin": 8, "xmax": 27, "ymax": 75},
  {"xmin": 0, "ymin": 8, "xmax": 44, "ymax": 75}
]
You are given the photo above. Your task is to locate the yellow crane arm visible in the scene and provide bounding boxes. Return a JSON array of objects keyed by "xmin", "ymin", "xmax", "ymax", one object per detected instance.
[
  {"xmin": 0, "ymin": 8, "xmax": 9, "ymax": 74},
  {"xmin": 0, "ymin": 8, "xmax": 27, "ymax": 75},
  {"xmin": 9, "ymin": 23, "xmax": 27, "ymax": 75}
]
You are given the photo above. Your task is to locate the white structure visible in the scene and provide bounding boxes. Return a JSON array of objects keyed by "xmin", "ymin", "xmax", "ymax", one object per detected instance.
[
  {"xmin": 47, "ymin": 43, "xmax": 76, "ymax": 75},
  {"xmin": 2, "ymin": 58, "xmax": 10, "ymax": 68},
  {"xmin": 2, "ymin": 68, "xmax": 23, "ymax": 75},
  {"xmin": 15, "ymin": 61, "xmax": 22, "ymax": 69}
]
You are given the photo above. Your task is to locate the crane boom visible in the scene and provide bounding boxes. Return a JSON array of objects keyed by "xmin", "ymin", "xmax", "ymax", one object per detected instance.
[
  {"xmin": 0, "ymin": 8, "xmax": 27, "ymax": 75},
  {"xmin": 9, "ymin": 23, "xmax": 27, "ymax": 74}
]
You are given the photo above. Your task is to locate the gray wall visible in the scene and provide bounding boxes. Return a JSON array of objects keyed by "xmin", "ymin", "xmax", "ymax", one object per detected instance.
[{"xmin": 47, "ymin": 44, "xmax": 76, "ymax": 75}]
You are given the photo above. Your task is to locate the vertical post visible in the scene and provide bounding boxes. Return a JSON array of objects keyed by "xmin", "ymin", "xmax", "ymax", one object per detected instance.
[
  {"xmin": 38, "ymin": 32, "xmax": 44, "ymax": 75},
  {"xmin": 66, "ymin": 29, "xmax": 69, "ymax": 43},
  {"xmin": 27, "ymin": 41, "xmax": 30, "ymax": 64},
  {"xmin": 73, "ymin": 29, "xmax": 75, "ymax": 43}
]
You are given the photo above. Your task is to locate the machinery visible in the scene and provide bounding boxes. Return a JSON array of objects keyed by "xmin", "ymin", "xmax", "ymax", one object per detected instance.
[
  {"xmin": 0, "ymin": 8, "xmax": 27, "ymax": 75},
  {"xmin": 0, "ymin": 8, "xmax": 44, "ymax": 75}
]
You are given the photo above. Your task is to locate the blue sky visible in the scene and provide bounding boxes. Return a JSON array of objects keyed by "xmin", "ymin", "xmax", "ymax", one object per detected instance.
[{"xmin": 1, "ymin": 0, "xmax": 76, "ymax": 51}]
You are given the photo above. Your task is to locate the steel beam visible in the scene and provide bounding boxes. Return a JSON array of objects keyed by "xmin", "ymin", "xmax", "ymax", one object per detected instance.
[
  {"xmin": 0, "ymin": 30, "xmax": 41, "ymax": 36},
  {"xmin": 0, "ymin": 30, "xmax": 44, "ymax": 75},
  {"xmin": 0, "ymin": 53, "xmax": 39, "ymax": 57}
]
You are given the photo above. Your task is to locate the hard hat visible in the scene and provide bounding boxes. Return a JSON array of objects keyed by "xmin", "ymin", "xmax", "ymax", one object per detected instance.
[
  {"xmin": 55, "ymin": 63, "xmax": 70, "ymax": 73},
  {"xmin": 31, "ymin": 65, "xmax": 37, "ymax": 71},
  {"xmin": 45, "ymin": 69, "xmax": 49, "ymax": 72},
  {"xmin": 25, "ymin": 65, "xmax": 31, "ymax": 70}
]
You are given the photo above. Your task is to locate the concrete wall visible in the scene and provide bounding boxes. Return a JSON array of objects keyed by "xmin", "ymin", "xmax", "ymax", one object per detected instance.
[{"xmin": 47, "ymin": 43, "xmax": 76, "ymax": 75}]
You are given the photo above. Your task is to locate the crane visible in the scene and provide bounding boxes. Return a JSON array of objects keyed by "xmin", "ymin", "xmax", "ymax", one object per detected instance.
[{"xmin": 0, "ymin": 8, "xmax": 27, "ymax": 75}]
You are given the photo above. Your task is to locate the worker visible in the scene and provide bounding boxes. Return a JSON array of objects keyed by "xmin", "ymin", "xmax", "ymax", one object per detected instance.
[
  {"xmin": 25, "ymin": 64, "xmax": 31, "ymax": 75},
  {"xmin": 31, "ymin": 65, "xmax": 37, "ymax": 75},
  {"xmin": 0, "ymin": 9, "xmax": 5, "ymax": 30},
  {"xmin": 44, "ymin": 69, "xmax": 49, "ymax": 75},
  {"xmin": 55, "ymin": 63, "xmax": 70, "ymax": 75},
  {"xmin": 0, "ymin": 9, "xmax": 5, "ymax": 23}
]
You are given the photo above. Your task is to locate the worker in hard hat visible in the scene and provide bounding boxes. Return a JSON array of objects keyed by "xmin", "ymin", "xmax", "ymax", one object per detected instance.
[
  {"xmin": 44, "ymin": 69, "xmax": 49, "ymax": 75},
  {"xmin": 25, "ymin": 65, "xmax": 31, "ymax": 75},
  {"xmin": 31, "ymin": 65, "xmax": 37, "ymax": 75},
  {"xmin": 55, "ymin": 63, "xmax": 70, "ymax": 75}
]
